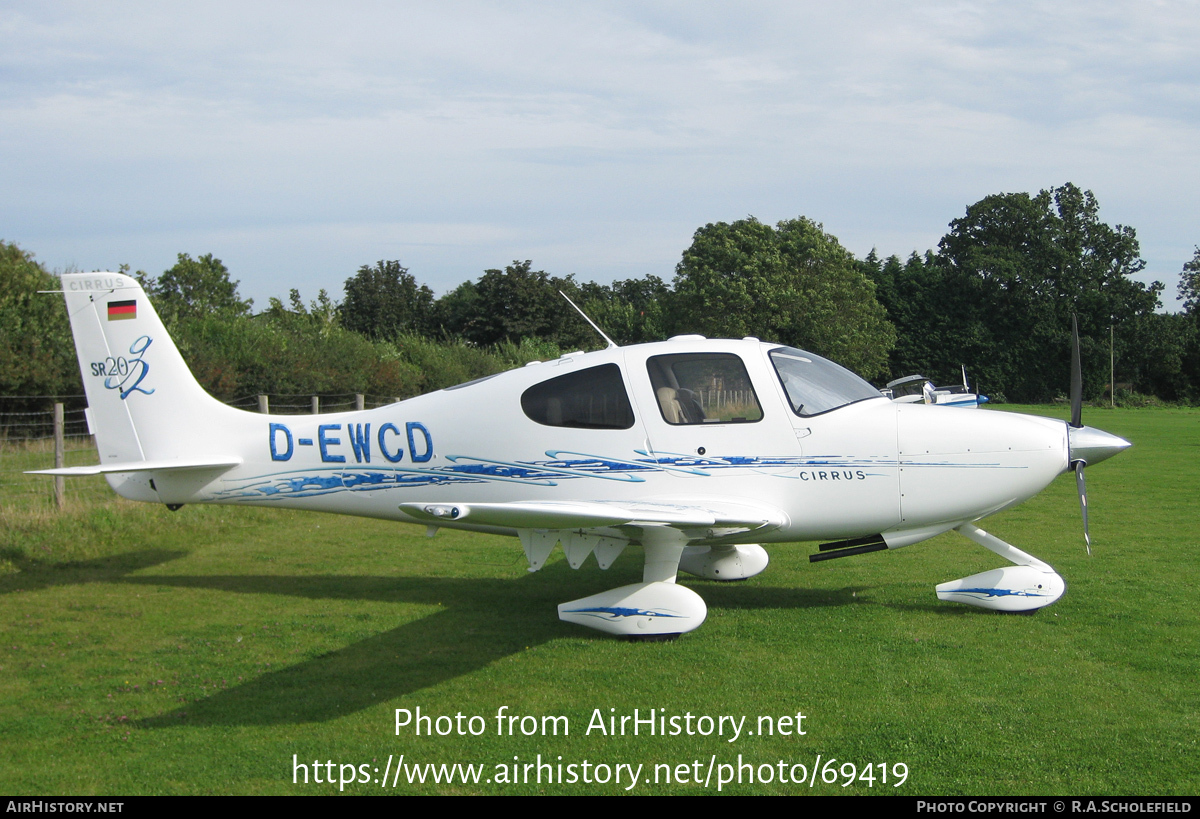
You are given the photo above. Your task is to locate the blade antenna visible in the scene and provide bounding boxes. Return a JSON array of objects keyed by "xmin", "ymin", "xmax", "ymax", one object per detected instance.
[{"xmin": 560, "ymin": 291, "xmax": 619, "ymax": 349}]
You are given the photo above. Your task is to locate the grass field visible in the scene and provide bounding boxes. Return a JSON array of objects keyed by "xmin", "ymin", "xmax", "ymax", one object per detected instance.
[{"xmin": 0, "ymin": 405, "xmax": 1196, "ymax": 795}]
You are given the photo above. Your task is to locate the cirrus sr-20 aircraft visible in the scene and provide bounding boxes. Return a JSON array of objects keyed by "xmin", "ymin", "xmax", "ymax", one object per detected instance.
[{"xmin": 34, "ymin": 272, "xmax": 1130, "ymax": 639}]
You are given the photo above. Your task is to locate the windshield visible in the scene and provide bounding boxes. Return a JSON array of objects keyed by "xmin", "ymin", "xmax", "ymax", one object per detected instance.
[{"xmin": 769, "ymin": 347, "xmax": 883, "ymax": 417}]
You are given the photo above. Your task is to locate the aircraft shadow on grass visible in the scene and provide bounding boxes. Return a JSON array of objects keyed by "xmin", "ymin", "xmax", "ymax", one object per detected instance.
[
  {"xmin": 126, "ymin": 562, "xmax": 865, "ymax": 727},
  {"xmin": 3, "ymin": 546, "xmax": 963, "ymax": 727},
  {"xmin": 0, "ymin": 547, "xmax": 187, "ymax": 595},
  {"xmin": 4, "ymin": 547, "xmax": 863, "ymax": 727}
]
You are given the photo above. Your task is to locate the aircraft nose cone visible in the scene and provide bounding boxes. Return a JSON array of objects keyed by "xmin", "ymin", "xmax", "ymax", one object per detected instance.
[{"xmin": 1068, "ymin": 425, "xmax": 1131, "ymax": 467}]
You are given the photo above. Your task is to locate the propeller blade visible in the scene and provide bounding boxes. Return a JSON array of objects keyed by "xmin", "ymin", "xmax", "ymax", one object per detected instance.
[
  {"xmin": 1070, "ymin": 314, "xmax": 1083, "ymax": 428},
  {"xmin": 1075, "ymin": 461, "xmax": 1091, "ymax": 556}
]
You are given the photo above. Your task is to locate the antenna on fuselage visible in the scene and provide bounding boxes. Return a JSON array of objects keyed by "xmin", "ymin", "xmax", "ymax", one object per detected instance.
[{"xmin": 559, "ymin": 290, "xmax": 619, "ymax": 350}]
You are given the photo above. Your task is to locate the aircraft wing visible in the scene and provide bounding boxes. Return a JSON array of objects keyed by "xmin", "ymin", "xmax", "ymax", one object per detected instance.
[
  {"xmin": 399, "ymin": 498, "xmax": 785, "ymax": 530},
  {"xmin": 399, "ymin": 498, "xmax": 788, "ymax": 571}
]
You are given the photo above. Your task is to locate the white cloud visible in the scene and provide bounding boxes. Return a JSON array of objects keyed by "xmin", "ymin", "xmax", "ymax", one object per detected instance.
[{"xmin": 2, "ymin": 1, "xmax": 1197, "ymax": 304}]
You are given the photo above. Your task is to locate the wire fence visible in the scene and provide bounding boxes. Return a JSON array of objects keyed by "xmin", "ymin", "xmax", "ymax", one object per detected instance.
[
  {"xmin": 223, "ymin": 393, "xmax": 402, "ymax": 414},
  {"xmin": 0, "ymin": 435, "xmax": 114, "ymax": 510}
]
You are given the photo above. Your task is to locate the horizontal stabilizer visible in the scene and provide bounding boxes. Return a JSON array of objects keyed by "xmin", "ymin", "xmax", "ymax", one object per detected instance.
[{"xmin": 28, "ymin": 457, "xmax": 242, "ymax": 477}]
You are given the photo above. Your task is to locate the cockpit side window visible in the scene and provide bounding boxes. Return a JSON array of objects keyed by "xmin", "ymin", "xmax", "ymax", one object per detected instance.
[
  {"xmin": 769, "ymin": 347, "xmax": 882, "ymax": 417},
  {"xmin": 646, "ymin": 353, "xmax": 764, "ymax": 425},
  {"xmin": 521, "ymin": 364, "xmax": 635, "ymax": 429}
]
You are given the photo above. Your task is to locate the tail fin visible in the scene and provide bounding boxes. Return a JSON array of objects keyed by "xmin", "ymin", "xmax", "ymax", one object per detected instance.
[{"xmin": 60, "ymin": 272, "xmax": 243, "ymax": 493}]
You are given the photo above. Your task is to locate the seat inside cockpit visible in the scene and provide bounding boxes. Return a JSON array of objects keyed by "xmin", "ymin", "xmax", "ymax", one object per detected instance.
[{"xmin": 647, "ymin": 353, "xmax": 763, "ymax": 425}]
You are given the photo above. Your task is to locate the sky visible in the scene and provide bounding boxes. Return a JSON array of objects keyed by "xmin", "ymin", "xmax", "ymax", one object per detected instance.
[{"xmin": 2, "ymin": 1, "xmax": 1197, "ymax": 310}]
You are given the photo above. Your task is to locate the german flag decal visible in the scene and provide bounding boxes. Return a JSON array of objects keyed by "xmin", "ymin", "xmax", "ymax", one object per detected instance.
[{"xmin": 107, "ymin": 299, "xmax": 137, "ymax": 321}]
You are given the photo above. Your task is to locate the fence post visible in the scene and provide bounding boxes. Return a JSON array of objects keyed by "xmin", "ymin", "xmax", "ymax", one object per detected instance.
[
  {"xmin": 311, "ymin": 396, "xmax": 320, "ymax": 414},
  {"xmin": 54, "ymin": 402, "xmax": 65, "ymax": 510},
  {"xmin": 355, "ymin": 394, "xmax": 365, "ymax": 411},
  {"xmin": 257, "ymin": 395, "xmax": 269, "ymax": 413}
]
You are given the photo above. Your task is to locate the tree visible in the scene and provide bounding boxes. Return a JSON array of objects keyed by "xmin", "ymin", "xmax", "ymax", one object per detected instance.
[
  {"xmin": 436, "ymin": 261, "xmax": 592, "ymax": 348},
  {"xmin": 934, "ymin": 183, "xmax": 1162, "ymax": 401},
  {"xmin": 577, "ymin": 275, "xmax": 673, "ymax": 345},
  {"xmin": 264, "ymin": 288, "xmax": 340, "ymax": 337},
  {"xmin": 1122, "ymin": 312, "xmax": 1196, "ymax": 402},
  {"xmin": 340, "ymin": 260, "xmax": 434, "ymax": 340},
  {"xmin": 0, "ymin": 241, "xmax": 79, "ymax": 398},
  {"xmin": 859, "ymin": 249, "xmax": 958, "ymax": 383},
  {"xmin": 1179, "ymin": 247, "xmax": 1200, "ymax": 318},
  {"xmin": 1175, "ymin": 248, "xmax": 1200, "ymax": 401},
  {"xmin": 672, "ymin": 217, "xmax": 896, "ymax": 378},
  {"xmin": 143, "ymin": 253, "xmax": 252, "ymax": 323}
]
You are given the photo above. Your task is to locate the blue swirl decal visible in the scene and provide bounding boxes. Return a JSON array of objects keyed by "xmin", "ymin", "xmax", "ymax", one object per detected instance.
[
  {"xmin": 212, "ymin": 450, "xmax": 932, "ymax": 502},
  {"xmin": 560, "ymin": 606, "xmax": 688, "ymax": 621},
  {"xmin": 952, "ymin": 587, "xmax": 1051, "ymax": 599}
]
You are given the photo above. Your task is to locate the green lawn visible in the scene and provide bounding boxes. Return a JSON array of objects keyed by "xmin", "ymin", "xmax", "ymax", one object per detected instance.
[{"xmin": 1, "ymin": 406, "xmax": 1196, "ymax": 794}]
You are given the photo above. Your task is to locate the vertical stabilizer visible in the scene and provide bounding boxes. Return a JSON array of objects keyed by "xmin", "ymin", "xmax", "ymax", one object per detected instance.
[{"xmin": 60, "ymin": 272, "xmax": 242, "ymax": 477}]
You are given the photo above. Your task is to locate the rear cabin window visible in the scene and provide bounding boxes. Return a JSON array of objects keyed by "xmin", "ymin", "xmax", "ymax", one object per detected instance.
[
  {"xmin": 646, "ymin": 353, "xmax": 763, "ymax": 425},
  {"xmin": 521, "ymin": 364, "xmax": 635, "ymax": 429}
]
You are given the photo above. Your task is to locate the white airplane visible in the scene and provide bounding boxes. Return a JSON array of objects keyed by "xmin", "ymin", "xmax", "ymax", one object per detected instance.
[
  {"xmin": 34, "ymin": 272, "xmax": 1130, "ymax": 639},
  {"xmin": 885, "ymin": 367, "xmax": 988, "ymax": 408}
]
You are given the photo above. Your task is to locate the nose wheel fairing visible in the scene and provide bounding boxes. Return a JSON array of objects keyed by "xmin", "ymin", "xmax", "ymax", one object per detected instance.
[
  {"xmin": 938, "ymin": 523, "xmax": 1065, "ymax": 612},
  {"xmin": 936, "ymin": 566, "xmax": 1065, "ymax": 611}
]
